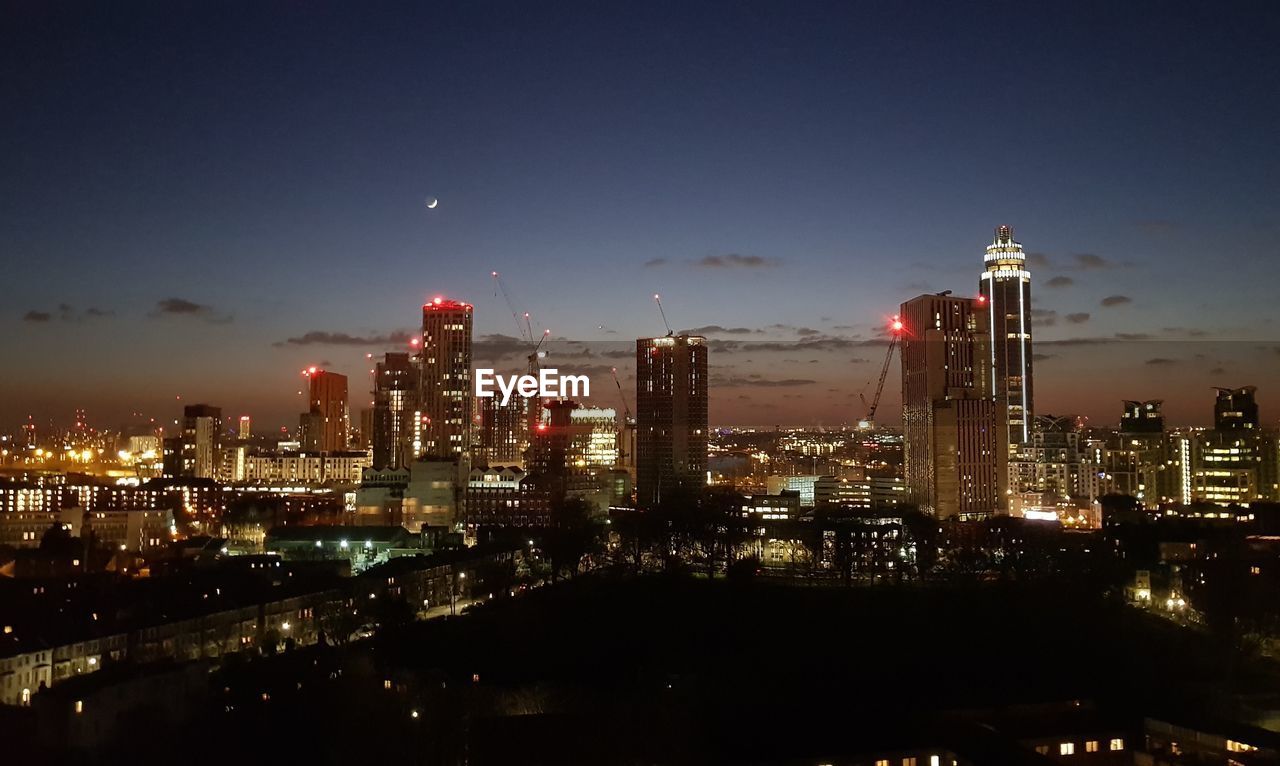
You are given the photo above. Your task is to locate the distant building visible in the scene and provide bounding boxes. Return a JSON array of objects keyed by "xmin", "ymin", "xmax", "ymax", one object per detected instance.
[
  {"xmin": 237, "ymin": 415, "xmax": 252, "ymax": 440},
  {"xmin": 477, "ymin": 394, "xmax": 526, "ymax": 466},
  {"xmin": 300, "ymin": 370, "xmax": 349, "ymax": 452},
  {"xmin": 766, "ymin": 475, "xmax": 823, "ymax": 507},
  {"xmin": 419, "ymin": 297, "xmax": 473, "ymax": 459},
  {"xmin": 900, "ymin": 293, "xmax": 1003, "ymax": 520},
  {"xmin": 979, "ymin": 225, "xmax": 1034, "ymax": 449},
  {"xmin": 264, "ymin": 524, "xmax": 415, "ymax": 571},
  {"xmin": 371, "ymin": 351, "xmax": 419, "ymax": 468},
  {"xmin": 1121, "ymin": 400, "xmax": 1164, "ymax": 433},
  {"xmin": 635, "ymin": 334, "xmax": 708, "ymax": 509},
  {"xmin": 178, "ymin": 404, "xmax": 221, "ymax": 479},
  {"xmin": 1010, "ymin": 415, "xmax": 1089, "ymax": 500},
  {"xmin": 355, "ymin": 458, "xmax": 459, "ymax": 532},
  {"xmin": 241, "ymin": 450, "xmax": 372, "ymax": 485},
  {"xmin": 741, "ymin": 490, "xmax": 802, "ymax": 520},
  {"xmin": 1214, "ymin": 386, "xmax": 1260, "ymax": 430}
]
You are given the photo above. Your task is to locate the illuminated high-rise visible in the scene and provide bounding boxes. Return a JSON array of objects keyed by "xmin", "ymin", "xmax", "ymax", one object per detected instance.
[
  {"xmin": 419, "ymin": 297, "xmax": 473, "ymax": 459},
  {"xmin": 979, "ymin": 225, "xmax": 1034, "ymax": 449},
  {"xmin": 181, "ymin": 404, "xmax": 222, "ymax": 479},
  {"xmin": 477, "ymin": 394, "xmax": 526, "ymax": 466},
  {"xmin": 372, "ymin": 351, "xmax": 419, "ymax": 468},
  {"xmin": 635, "ymin": 334, "xmax": 707, "ymax": 509},
  {"xmin": 300, "ymin": 369, "xmax": 349, "ymax": 452},
  {"xmin": 900, "ymin": 294, "xmax": 1002, "ymax": 520}
]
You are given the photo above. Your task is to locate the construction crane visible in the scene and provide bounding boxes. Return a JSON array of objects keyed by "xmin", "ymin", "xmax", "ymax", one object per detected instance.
[
  {"xmin": 653, "ymin": 294, "xmax": 672, "ymax": 336},
  {"xmin": 610, "ymin": 367, "xmax": 633, "ymax": 422},
  {"xmin": 491, "ymin": 271, "xmax": 534, "ymax": 344},
  {"xmin": 857, "ymin": 315, "xmax": 904, "ymax": 430},
  {"xmin": 611, "ymin": 367, "xmax": 636, "ymax": 465}
]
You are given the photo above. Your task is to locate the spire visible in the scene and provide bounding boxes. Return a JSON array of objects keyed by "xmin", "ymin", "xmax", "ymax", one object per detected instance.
[{"xmin": 995, "ymin": 224, "xmax": 1014, "ymax": 244}]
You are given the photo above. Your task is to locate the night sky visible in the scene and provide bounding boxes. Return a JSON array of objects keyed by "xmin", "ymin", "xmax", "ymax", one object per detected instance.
[{"xmin": 4, "ymin": 1, "xmax": 1279, "ymax": 432}]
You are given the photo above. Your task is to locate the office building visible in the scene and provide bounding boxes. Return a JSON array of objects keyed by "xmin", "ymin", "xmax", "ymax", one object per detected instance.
[
  {"xmin": 979, "ymin": 225, "xmax": 1034, "ymax": 449},
  {"xmin": 635, "ymin": 334, "xmax": 708, "ymax": 509},
  {"xmin": 900, "ymin": 293, "xmax": 1002, "ymax": 520}
]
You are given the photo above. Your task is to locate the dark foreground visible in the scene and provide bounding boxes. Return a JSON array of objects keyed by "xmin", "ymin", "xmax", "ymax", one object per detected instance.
[{"xmin": 13, "ymin": 575, "xmax": 1280, "ymax": 764}]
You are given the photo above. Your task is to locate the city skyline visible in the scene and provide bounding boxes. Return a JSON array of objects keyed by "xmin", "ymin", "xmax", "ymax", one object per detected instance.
[{"xmin": 5, "ymin": 2, "xmax": 1280, "ymax": 430}]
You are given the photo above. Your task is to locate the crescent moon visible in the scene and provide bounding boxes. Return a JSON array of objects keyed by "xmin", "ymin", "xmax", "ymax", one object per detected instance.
[{"xmin": 425, "ymin": 197, "xmax": 439, "ymax": 209}]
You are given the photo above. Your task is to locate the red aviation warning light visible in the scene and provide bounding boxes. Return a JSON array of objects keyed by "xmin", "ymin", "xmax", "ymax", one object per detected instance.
[
  {"xmin": 890, "ymin": 316, "xmax": 904, "ymax": 333},
  {"xmin": 409, "ymin": 337, "xmax": 420, "ymax": 347}
]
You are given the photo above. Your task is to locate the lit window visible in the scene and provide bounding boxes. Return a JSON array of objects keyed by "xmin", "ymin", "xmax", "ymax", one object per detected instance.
[
  {"xmin": 1060, "ymin": 742, "xmax": 1074, "ymax": 755},
  {"xmin": 1085, "ymin": 740, "xmax": 1098, "ymax": 753},
  {"xmin": 1109, "ymin": 738, "xmax": 1123, "ymax": 751}
]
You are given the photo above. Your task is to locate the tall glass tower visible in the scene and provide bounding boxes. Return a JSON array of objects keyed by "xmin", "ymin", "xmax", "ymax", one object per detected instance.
[{"xmin": 979, "ymin": 225, "xmax": 1034, "ymax": 449}]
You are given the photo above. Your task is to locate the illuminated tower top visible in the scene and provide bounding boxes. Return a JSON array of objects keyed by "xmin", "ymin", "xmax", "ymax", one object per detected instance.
[{"xmin": 984, "ymin": 225, "xmax": 1026, "ymax": 267}]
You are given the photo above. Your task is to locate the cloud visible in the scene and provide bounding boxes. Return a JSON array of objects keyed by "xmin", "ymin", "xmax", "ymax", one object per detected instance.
[
  {"xmin": 1040, "ymin": 336, "xmax": 1120, "ymax": 348},
  {"xmin": 1145, "ymin": 358, "xmax": 1178, "ymax": 366},
  {"xmin": 1044, "ymin": 275, "xmax": 1074, "ymax": 288},
  {"xmin": 1209, "ymin": 366, "xmax": 1226, "ymax": 375},
  {"xmin": 1031, "ymin": 353, "xmax": 1056, "ymax": 362},
  {"xmin": 681, "ymin": 325, "xmax": 758, "ymax": 336},
  {"xmin": 473, "ymin": 333, "xmax": 533, "ymax": 362},
  {"xmin": 150, "ymin": 297, "xmax": 231, "ymax": 323},
  {"xmin": 642, "ymin": 257, "xmax": 668, "ymax": 268},
  {"xmin": 1065, "ymin": 312, "xmax": 1091, "ymax": 324},
  {"xmin": 714, "ymin": 376, "xmax": 818, "ymax": 387},
  {"xmin": 1073, "ymin": 253, "xmax": 1113, "ymax": 270},
  {"xmin": 1115, "ymin": 332, "xmax": 1154, "ymax": 341},
  {"xmin": 1030, "ymin": 309, "xmax": 1057, "ymax": 327},
  {"xmin": 1026, "ymin": 252, "xmax": 1052, "ymax": 268},
  {"xmin": 795, "ymin": 327, "xmax": 820, "ymax": 336},
  {"xmin": 1162, "ymin": 326, "xmax": 1210, "ymax": 338},
  {"xmin": 1100, "ymin": 295, "xmax": 1132, "ymax": 307},
  {"xmin": 696, "ymin": 253, "xmax": 776, "ymax": 268},
  {"xmin": 742, "ymin": 337, "xmax": 859, "ymax": 353},
  {"xmin": 23, "ymin": 304, "xmax": 114, "ymax": 323},
  {"xmin": 275, "ymin": 330, "xmax": 413, "ymax": 347}
]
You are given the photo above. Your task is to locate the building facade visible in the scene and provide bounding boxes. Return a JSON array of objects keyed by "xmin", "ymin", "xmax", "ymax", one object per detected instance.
[
  {"xmin": 900, "ymin": 293, "xmax": 1003, "ymax": 520},
  {"xmin": 635, "ymin": 334, "xmax": 708, "ymax": 509},
  {"xmin": 979, "ymin": 225, "xmax": 1034, "ymax": 450},
  {"xmin": 419, "ymin": 298, "xmax": 473, "ymax": 459}
]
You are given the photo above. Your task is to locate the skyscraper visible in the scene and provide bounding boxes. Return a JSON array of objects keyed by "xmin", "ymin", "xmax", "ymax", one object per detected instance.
[
  {"xmin": 635, "ymin": 334, "xmax": 708, "ymax": 509},
  {"xmin": 181, "ymin": 404, "xmax": 222, "ymax": 479},
  {"xmin": 900, "ymin": 294, "xmax": 1002, "ymax": 520},
  {"xmin": 979, "ymin": 225, "xmax": 1034, "ymax": 449},
  {"xmin": 372, "ymin": 351, "xmax": 419, "ymax": 468},
  {"xmin": 300, "ymin": 369, "xmax": 349, "ymax": 452},
  {"xmin": 477, "ymin": 394, "xmax": 526, "ymax": 466},
  {"xmin": 420, "ymin": 297, "xmax": 473, "ymax": 459}
]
